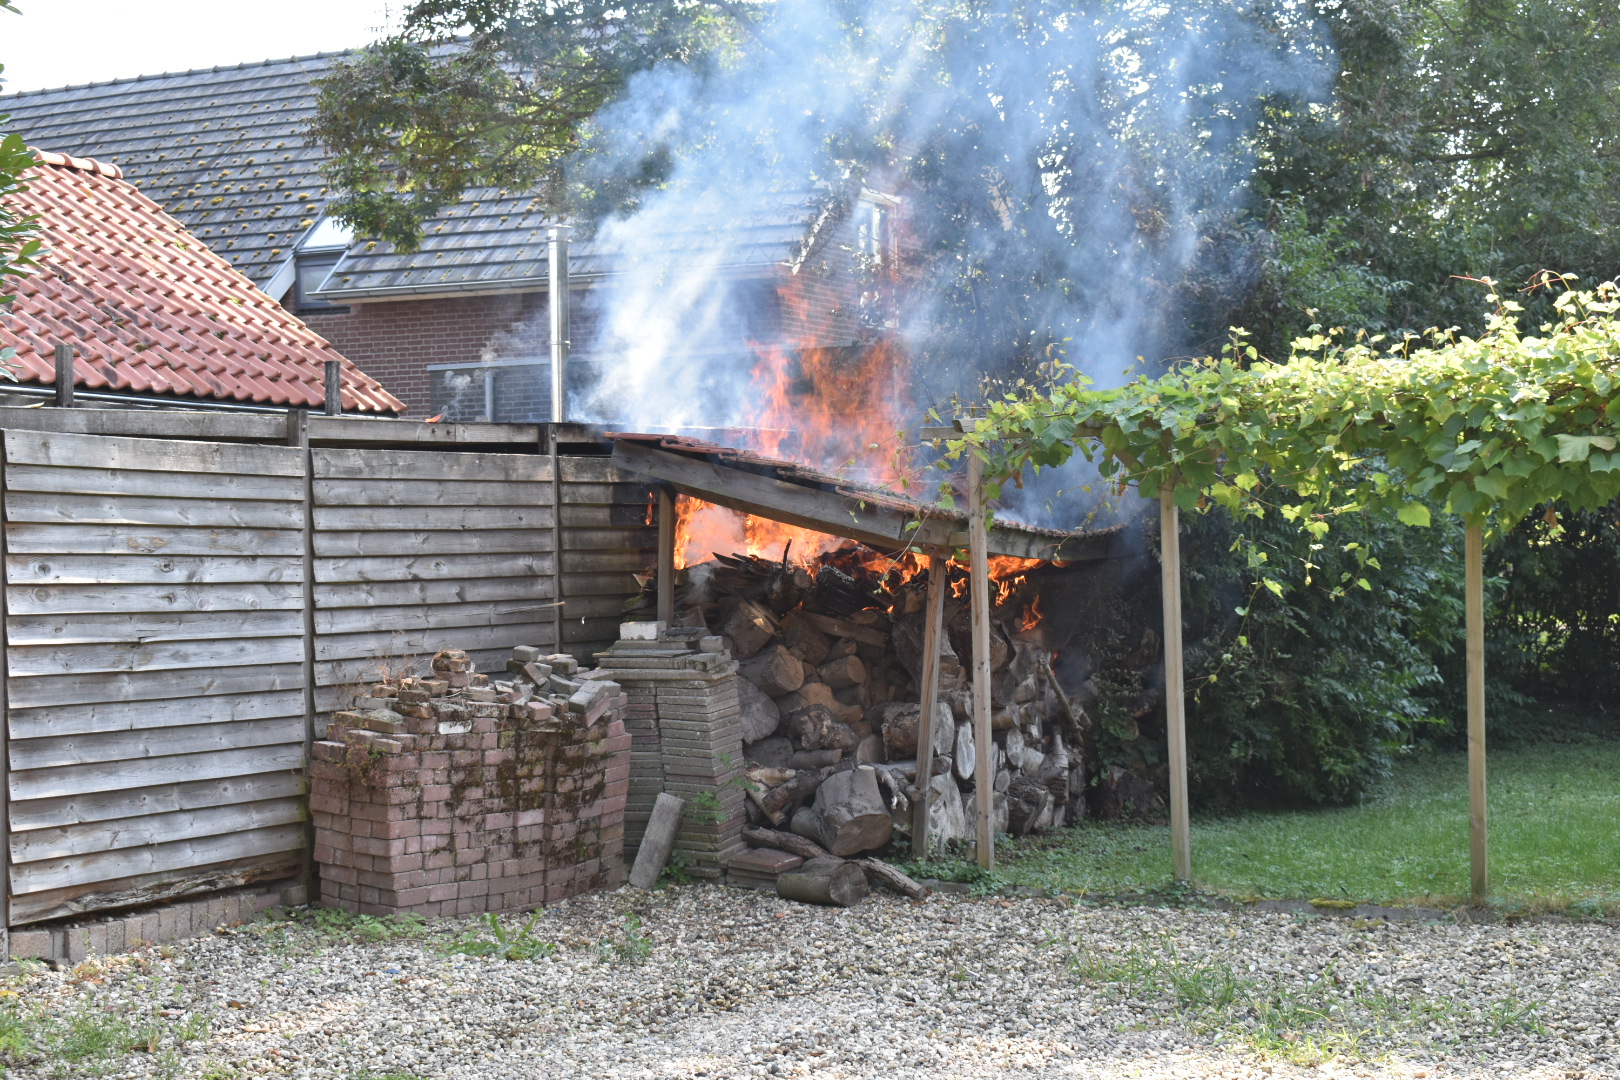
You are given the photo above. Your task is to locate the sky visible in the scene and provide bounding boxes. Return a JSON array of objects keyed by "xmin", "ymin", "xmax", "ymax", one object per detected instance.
[{"xmin": 0, "ymin": 0, "xmax": 401, "ymax": 93}]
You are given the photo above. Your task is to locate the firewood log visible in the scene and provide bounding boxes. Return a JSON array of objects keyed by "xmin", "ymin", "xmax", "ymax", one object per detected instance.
[
  {"xmin": 789, "ymin": 764, "xmax": 893, "ymax": 856},
  {"xmin": 758, "ymin": 766, "xmax": 830, "ymax": 825},
  {"xmin": 777, "ymin": 857, "xmax": 869, "ymax": 907},
  {"xmin": 741, "ymin": 645, "xmax": 805, "ymax": 697},
  {"xmin": 854, "ymin": 857, "xmax": 929, "ymax": 900},
  {"xmin": 723, "ymin": 599, "xmax": 779, "ymax": 660},
  {"xmin": 742, "ymin": 826, "xmax": 834, "ymax": 862},
  {"xmin": 953, "ymin": 721, "xmax": 976, "ymax": 782}
]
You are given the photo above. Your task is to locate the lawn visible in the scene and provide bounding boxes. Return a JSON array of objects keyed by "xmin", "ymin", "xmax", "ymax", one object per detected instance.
[{"xmin": 982, "ymin": 736, "xmax": 1620, "ymax": 915}]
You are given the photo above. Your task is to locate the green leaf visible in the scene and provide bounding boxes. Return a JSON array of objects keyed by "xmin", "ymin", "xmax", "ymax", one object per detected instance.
[{"xmin": 1396, "ymin": 503, "xmax": 1432, "ymax": 527}]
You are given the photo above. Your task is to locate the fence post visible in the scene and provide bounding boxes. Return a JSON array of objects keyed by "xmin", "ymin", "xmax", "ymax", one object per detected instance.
[
  {"xmin": 1466, "ymin": 519, "xmax": 1488, "ymax": 901},
  {"xmin": 911, "ymin": 552, "xmax": 947, "ymax": 859},
  {"xmin": 54, "ymin": 344, "xmax": 75, "ymax": 408},
  {"xmin": 1160, "ymin": 485, "xmax": 1192, "ymax": 882},
  {"xmin": 656, "ymin": 486, "xmax": 675, "ymax": 625},
  {"xmin": 324, "ymin": 359, "xmax": 342, "ymax": 416}
]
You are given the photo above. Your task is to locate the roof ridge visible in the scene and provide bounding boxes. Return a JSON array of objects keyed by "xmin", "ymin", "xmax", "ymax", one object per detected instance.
[
  {"xmin": 2, "ymin": 49, "xmax": 353, "ymax": 98},
  {"xmin": 29, "ymin": 148, "xmax": 123, "ymax": 179}
]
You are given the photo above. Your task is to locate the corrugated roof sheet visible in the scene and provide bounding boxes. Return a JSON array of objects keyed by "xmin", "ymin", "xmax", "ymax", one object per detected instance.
[{"xmin": 1, "ymin": 151, "xmax": 404, "ymax": 413}]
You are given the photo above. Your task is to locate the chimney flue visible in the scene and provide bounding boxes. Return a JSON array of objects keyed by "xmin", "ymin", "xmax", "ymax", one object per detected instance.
[{"xmin": 548, "ymin": 224, "xmax": 573, "ymax": 424}]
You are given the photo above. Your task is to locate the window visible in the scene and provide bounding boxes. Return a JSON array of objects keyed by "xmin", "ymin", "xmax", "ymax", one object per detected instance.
[{"xmin": 293, "ymin": 250, "xmax": 346, "ymax": 313}]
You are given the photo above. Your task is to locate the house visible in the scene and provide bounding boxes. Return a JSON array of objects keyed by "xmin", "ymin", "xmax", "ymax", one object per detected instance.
[
  {"xmin": 3, "ymin": 54, "xmax": 900, "ymax": 422},
  {"xmin": 0, "ymin": 149, "xmax": 402, "ymax": 413}
]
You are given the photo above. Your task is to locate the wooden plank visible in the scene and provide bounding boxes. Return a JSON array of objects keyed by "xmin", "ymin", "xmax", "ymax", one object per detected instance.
[
  {"xmin": 967, "ymin": 454, "xmax": 994, "ymax": 871},
  {"xmin": 313, "ymin": 622, "xmax": 558, "ymax": 663},
  {"xmin": 558, "ymin": 594, "xmax": 645, "ymax": 619},
  {"xmin": 315, "ymin": 640, "xmax": 554, "ymax": 696},
  {"xmin": 7, "ymin": 850, "xmax": 301, "ymax": 926},
  {"xmin": 11, "ymin": 797, "xmax": 306, "ymax": 866},
  {"xmin": 6, "ymin": 582, "xmax": 305, "ymax": 616},
  {"xmin": 562, "ymin": 616, "xmax": 634, "ymax": 646},
  {"xmin": 4, "ymin": 490, "xmax": 306, "ymax": 529},
  {"xmin": 9, "ymin": 744, "xmax": 305, "ymax": 804},
  {"xmin": 657, "ymin": 487, "xmax": 674, "ymax": 623},
  {"xmin": 10, "ymin": 715, "xmax": 305, "ymax": 772},
  {"xmin": 313, "ymin": 505, "xmax": 555, "ymax": 532},
  {"xmin": 4, "ymin": 523, "xmax": 305, "ymax": 557},
  {"xmin": 0, "ymin": 405, "xmax": 287, "ymax": 441},
  {"xmin": 559, "ymin": 456, "xmax": 637, "ymax": 483},
  {"xmin": 560, "ymin": 550, "xmax": 656, "ymax": 574},
  {"xmin": 314, "ymin": 599, "xmax": 562, "ymax": 635},
  {"xmin": 2, "ymin": 462, "xmax": 305, "ymax": 503},
  {"xmin": 4, "ymin": 429, "xmax": 305, "ymax": 476},
  {"xmin": 912, "ymin": 554, "xmax": 946, "ymax": 859},
  {"xmin": 313, "ymin": 529, "xmax": 554, "ymax": 557},
  {"xmin": 10, "ymin": 689, "xmax": 307, "ymax": 740},
  {"xmin": 559, "ymin": 504, "xmax": 659, "ymax": 528},
  {"xmin": 313, "ymin": 577, "xmax": 553, "ymax": 610},
  {"xmin": 313, "ymin": 478, "xmax": 554, "ymax": 507},
  {"xmin": 312, "ymin": 551, "xmax": 553, "ymax": 584},
  {"xmin": 562, "ymin": 571, "xmax": 647, "ymax": 597},
  {"xmin": 7, "ymin": 663, "xmax": 305, "ymax": 711},
  {"xmin": 1466, "ymin": 520, "xmax": 1488, "ymax": 901},
  {"xmin": 556, "ymin": 527, "xmax": 659, "ymax": 551},
  {"xmin": 560, "ymin": 481, "xmax": 657, "ymax": 506},
  {"xmin": 10, "ymin": 554, "xmax": 305, "ymax": 586},
  {"xmin": 307, "ymin": 416, "xmax": 542, "ymax": 446},
  {"xmin": 312, "ymin": 447, "xmax": 551, "ymax": 483},
  {"xmin": 7, "ymin": 770, "xmax": 305, "ymax": 833},
  {"xmin": 8, "ymin": 635, "xmax": 305, "ymax": 678},
  {"xmin": 6, "ymin": 609, "xmax": 305, "ymax": 646},
  {"xmin": 11, "ymin": 822, "xmax": 306, "ymax": 896},
  {"xmin": 1160, "ymin": 487, "xmax": 1192, "ymax": 882}
]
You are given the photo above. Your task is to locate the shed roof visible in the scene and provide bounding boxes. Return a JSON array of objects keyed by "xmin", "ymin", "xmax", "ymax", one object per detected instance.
[
  {"xmin": 1, "ymin": 151, "xmax": 404, "ymax": 413},
  {"xmin": 607, "ymin": 433, "xmax": 1123, "ymax": 562}
]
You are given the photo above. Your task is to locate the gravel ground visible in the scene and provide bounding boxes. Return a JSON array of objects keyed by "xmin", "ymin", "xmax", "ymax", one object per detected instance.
[{"xmin": 4, "ymin": 886, "xmax": 1617, "ymax": 1079}]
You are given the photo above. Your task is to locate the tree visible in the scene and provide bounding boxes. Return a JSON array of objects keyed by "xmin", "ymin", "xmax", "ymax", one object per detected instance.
[{"xmin": 309, "ymin": 0, "xmax": 755, "ymax": 251}]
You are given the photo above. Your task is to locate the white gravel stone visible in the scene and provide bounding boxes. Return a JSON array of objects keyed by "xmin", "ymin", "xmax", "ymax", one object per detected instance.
[{"xmin": 5, "ymin": 887, "xmax": 1617, "ymax": 1078}]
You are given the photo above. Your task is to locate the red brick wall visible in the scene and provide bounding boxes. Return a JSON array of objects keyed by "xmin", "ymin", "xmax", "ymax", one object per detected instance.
[{"xmin": 303, "ymin": 293, "xmax": 549, "ymax": 418}]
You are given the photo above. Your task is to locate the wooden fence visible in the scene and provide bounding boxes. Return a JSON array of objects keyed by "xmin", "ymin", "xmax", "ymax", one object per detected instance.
[{"xmin": 0, "ymin": 415, "xmax": 654, "ymax": 937}]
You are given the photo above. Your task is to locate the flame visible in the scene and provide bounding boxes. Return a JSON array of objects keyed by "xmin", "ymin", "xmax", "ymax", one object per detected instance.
[{"xmin": 673, "ymin": 495, "xmax": 849, "ymax": 570}]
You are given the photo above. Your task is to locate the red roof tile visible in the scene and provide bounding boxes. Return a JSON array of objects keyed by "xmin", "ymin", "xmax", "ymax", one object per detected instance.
[{"xmin": 0, "ymin": 150, "xmax": 403, "ymax": 413}]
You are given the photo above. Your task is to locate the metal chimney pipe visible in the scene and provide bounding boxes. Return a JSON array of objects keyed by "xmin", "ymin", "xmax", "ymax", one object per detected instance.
[{"xmin": 547, "ymin": 224, "xmax": 572, "ymax": 424}]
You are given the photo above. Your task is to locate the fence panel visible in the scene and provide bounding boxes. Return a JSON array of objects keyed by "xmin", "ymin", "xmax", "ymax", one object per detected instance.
[
  {"xmin": 4, "ymin": 431, "xmax": 309, "ymax": 925},
  {"xmin": 556, "ymin": 457, "xmax": 658, "ymax": 660},
  {"xmin": 311, "ymin": 448, "xmax": 558, "ymax": 712}
]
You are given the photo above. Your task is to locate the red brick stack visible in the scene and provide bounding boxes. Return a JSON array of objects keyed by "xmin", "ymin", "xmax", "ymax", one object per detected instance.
[{"xmin": 309, "ymin": 647, "xmax": 631, "ymax": 917}]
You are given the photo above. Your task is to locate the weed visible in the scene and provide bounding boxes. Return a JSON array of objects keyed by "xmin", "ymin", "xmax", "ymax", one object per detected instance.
[
  {"xmin": 0, "ymin": 1002, "xmax": 36, "ymax": 1062},
  {"xmin": 688, "ymin": 790, "xmax": 726, "ymax": 825},
  {"xmin": 307, "ymin": 907, "xmax": 427, "ymax": 945},
  {"xmin": 660, "ymin": 850, "xmax": 694, "ymax": 886},
  {"xmin": 600, "ymin": 912, "xmax": 653, "ymax": 965},
  {"xmin": 443, "ymin": 913, "xmax": 556, "ymax": 961}
]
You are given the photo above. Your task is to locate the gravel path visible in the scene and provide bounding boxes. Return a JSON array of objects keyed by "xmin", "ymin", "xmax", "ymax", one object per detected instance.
[{"xmin": 5, "ymin": 886, "xmax": 1617, "ymax": 1079}]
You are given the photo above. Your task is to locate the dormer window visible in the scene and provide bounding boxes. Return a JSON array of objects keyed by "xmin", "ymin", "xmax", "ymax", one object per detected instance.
[{"xmin": 292, "ymin": 217, "xmax": 354, "ymax": 314}]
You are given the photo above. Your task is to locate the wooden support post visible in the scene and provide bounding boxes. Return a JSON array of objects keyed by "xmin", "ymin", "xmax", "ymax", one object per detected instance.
[
  {"xmin": 1160, "ymin": 486, "xmax": 1192, "ymax": 882},
  {"xmin": 294, "ymin": 410, "xmax": 318, "ymax": 902},
  {"xmin": 1465, "ymin": 519, "xmax": 1488, "ymax": 902},
  {"xmin": 657, "ymin": 486, "xmax": 676, "ymax": 625},
  {"xmin": 54, "ymin": 343, "xmax": 74, "ymax": 408},
  {"xmin": 324, "ymin": 359, "xmax": 342, "ymax": 416},
  {"xmin": 911, "ymin": 552, "xmax": 948, "ymax": 859},
  {"xmin": 0, "ymin": 439, "xmax": 11, "ymax": 957},
  {"xmin": 967, "ymin": 454, "xmax": 995, "ymax": 870}
]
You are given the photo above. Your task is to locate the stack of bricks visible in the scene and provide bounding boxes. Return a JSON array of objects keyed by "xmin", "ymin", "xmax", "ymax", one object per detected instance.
[
  {"xmin": 597, "ymin": 622, "xmax": 748, "ymax": 879},
  {"xmin": 309, "ymin": 646, "xmax": 631, "ymax": 917},
  {"xmin": 619, "ymin": 682, "xmax": 664, "ymax": 860}
]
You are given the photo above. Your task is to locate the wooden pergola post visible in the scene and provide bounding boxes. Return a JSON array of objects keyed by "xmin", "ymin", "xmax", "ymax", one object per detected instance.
[
  {"xmin": 1160, "ymin": 485, "xmax": 1192, "ymax": 882},
  {"xmin": 967, "ymin": 453, "xmax": 996, "ymax": 869},
  {"xmin": 1465, "ymin": 519, "xmax": 1488, "ymax": 901},
  {"xmin": 911, "ymin": 553, "xmax": 948, "ymax": 858},
  {"xmin": 656, "ymin": 486, "xmax": 676, "ymax": 625}
]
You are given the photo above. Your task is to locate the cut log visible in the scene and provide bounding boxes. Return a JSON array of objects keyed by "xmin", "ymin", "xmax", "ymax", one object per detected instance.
[
  {"xmin": 818, "ymin": 654, "xmax": 866, "ymax": 690},
  {"xmin": 953, "ymin": 721, "xmax": 976, "ymax": 782},
  {"xmin": 742, "ymin": 825, "xmax": 834, "ymax": 861},
  {"xmin": 737, "ymin": 677, "xmax": 783, "ymax": 743},
  {"xmin": 855, "ymin": 857, "xmax": 929, "ymax": 900},
  {"xmin": 876, "ymin": 702, "xmax": 921, "ymax": 759},
  {"xmin": 1006, "ymin": 774, "xmax": 1052, "ymax": 837},
  {"xmin": 759, "ymin": 765, "xmax": 830, "ymax": 826},
  {"xmin": 746, "ymin": 736, "xmax": 793, "ymax": 769},
  {"xmin": 854, "ymin": 733, "xmax": 886, "ymax": 765},
  {"xmin": 796, "ymin": 610, "xmax": 888, "ymax": 647},
  {"xmin": 723, "ymin": 599, "xmax": 779, "ymax": 660},
  {"xmin": 746, "ymin": 765, "xmax": 796, "ymax": 788},
  {"xmin": 777, "ymin": 857, "xmax": 869, "ymax": 907},
  {"xmin": 741, "ymin": 645, "xmax": 806, "ymax": 697},
  {"xmin": 789, "ymin": 748, "xmax": 843, "ymax": 769},
  {"xmin": 782, "ymin": 614, "xmax": 832, "ymax": 666},
  {"xmin": 790, "ymin": 764, "xmax": 893, "ymax": 856}
]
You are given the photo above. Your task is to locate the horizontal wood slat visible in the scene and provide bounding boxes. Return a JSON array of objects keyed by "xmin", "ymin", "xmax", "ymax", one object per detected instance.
[
  {"xmin": 7, "ymin": 635, "xmax": 305, "ymax": 678},
  {"xmin": 5, "ymin": 430, "xmax": 304, "ymax": 476},
  {"xmin": 11, "ymin": 823, "xmax": 307, "ymax": 896},
  {"xmin": 313, "ymin": 448, "xmax": 552, "ymax": 483},
  {"xmin": 9, "ymin": 690, "xmax": 307, "ymax": 741},
  {"xmin": 11, "ymin": 797, "xmax": 306, "ymax": 866},
  {"xmin": 3, "ymin": 463, "xmax": 305, "ymax": 503},
  {"xmin": 8, "ymin": 771, "xmax": 305, "ymax": 833},
  {"xmin": 9, "ymin": 555, "xmax": 306, "ymax": 586},
  {"xmin": 312, "ymin": 552, "xmax": 552, "ymax": 584},
  {"xmin": 5, "ymin": 524, "xmax": 305, "ymax": 558},
  {"xmin": 8, "ymin": 744, "xmax": 305, "ymax": 804},
  {"xmin": 313, "ymin": 622, "xmax": 557, "ymax": 664},
  {"xmin": 6, "ymin": 664, "xmax": 305, "ymax": 711},
  {"xmin": 4, "ymin": 491, "xmax": 306, "ymax": 529},
  {"xmin": 312, "ymin": 529, "xmax": 554, "ymax": 557},
  {"xmin": 7, "ymin": 609, "xmax": 306, "ymax": 647},
  {"xmin": 312, "ymin": 505, "xmax": 555, "ymax": 532},
  {"xmin": 8, "ymin": 851, "xmax": 303, "ymax": 926},
  {"xmin": 7, "ymin": 582, "xmax": 305, "ymax": 616},
  {"xmin": 9, "ymin": 716, "xmax": 305, "ymax": 772},
  {"xmin": 314, "ymin": 599, "xmax": 559, "ymax": 636},
  {"xmin": 313, "ymin": 478, "xmax": 553, "ymax": 507},
  {"xmin": 312, "ymin": 577, "xmax": 553, "ymax": 610}
]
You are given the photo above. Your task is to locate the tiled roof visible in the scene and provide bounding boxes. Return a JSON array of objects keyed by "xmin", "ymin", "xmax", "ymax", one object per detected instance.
[
  {"xmin": 3, "ymin": 53, "xmax": 343, "ymax": 287},
  {"xmin": 3, "ymin": 54, "xmax": 820, "ymax": 302},
  {"xmin": 0, "ymin": 151, "xmax": 404, "ymax": 412},
  {"xmin": 316, "ymin": 189, "xmax": 822, "ymax": 301}
]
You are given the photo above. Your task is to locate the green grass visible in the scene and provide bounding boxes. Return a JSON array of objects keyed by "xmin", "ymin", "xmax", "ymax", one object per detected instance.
[{"xmin": 990, "ymin": 738, "xmax": 1620, "ymax": 914}]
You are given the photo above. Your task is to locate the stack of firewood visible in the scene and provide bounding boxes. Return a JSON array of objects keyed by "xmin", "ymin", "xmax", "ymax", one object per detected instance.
[{"xmin": 678, "ymin": 549, "xmax": 1090, "ymax": 875}]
